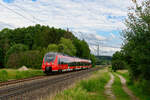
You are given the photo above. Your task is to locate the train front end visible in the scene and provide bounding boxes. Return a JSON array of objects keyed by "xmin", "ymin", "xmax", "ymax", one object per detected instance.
[{"xmin": 42, "ymin": 53, "xmax": 57, "ymax": 74}]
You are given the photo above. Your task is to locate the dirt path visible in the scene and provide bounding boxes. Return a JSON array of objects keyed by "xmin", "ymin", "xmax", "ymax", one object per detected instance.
[
  {"xmin": 104, "ymin": 73, "xmax": 116, "ymax": 100},
  {"xmin": 117, "ymin": 74, "xmax": 140, "ymax": 100}
]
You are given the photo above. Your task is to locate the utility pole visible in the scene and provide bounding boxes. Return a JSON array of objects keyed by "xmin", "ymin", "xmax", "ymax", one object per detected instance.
[
  {"xmin": 97, "ymin": 44, "xmax": 99, "ymax": 56},
  {"xmin": 67, "ymin": 27, "xmax": 69, "ymax": 32},
  {"xmin": 101, "ymin": 40, "xmax": 102, "ymax": 56}
]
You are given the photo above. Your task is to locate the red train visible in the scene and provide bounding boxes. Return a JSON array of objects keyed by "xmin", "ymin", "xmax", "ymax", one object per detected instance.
[{"xmin": 42, "ymin": 52, "xmax": 92, "ymax": 74}]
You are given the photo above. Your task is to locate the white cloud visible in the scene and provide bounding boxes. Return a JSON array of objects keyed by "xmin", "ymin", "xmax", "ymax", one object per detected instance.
[
  {"xmin": 73, "ymin": 31, "xmax": 121, "ymax": 56},
  {"xmin": 0, "ymin": 0, "xmax": 131, "ymax": 30},
  {"xmin": 0, "ymin": 0, "xmax": 133, "ymax": 55},
  {"xmin": 89, "ymin": 44, "xmax": 121, "ymax": 56},
  {"xmin": 110, "ymin": 33, "xmax": 116, "ymax": 39},
  {"xmin": 0, "ymin": 21, "xmax": 15, "ymax": 30}
]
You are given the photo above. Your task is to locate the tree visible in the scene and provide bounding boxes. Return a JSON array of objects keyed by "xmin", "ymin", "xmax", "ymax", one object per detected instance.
[
  {"xmin": 89, "ymin": 54, "xmax": 96, "ymax": 67},
  {"xmin": 121, "ymin": 0, "xmax": 150, "ymax": 80},
  {"xmin": 0, "ymin": 48, "xmax": 4, "ymax": 68},
  {"xmin": 6, "ymin": 50, "xmax": 42, "ymax": 69},
  {"xmin": 112, "ymin": 51, "xmax": 126, "ymax": 72},
  {"xmin": 0, "ymin": 24, "xmax": 92, "ymax": 69},
  {"xmin": 5, "ymin": 44, "xmax": 29, "ymax": 66},
  {"xmin": 58, "ymin": 38, "xmax": 76, "ymax": 56},
  {"xmin": 73, "ymin": 38, "xmax": 90, "ymax": 59},
  {"xmin": 44, "ymin": 44, "xmax": 59, "ymax": 53}
]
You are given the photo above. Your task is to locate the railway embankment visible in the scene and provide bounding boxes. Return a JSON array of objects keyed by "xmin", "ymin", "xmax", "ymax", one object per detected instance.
[
  {"xmin": 1, "ymin": 66, "xmax": 147, "ymax": 100},
  {"xmin": 47, "ymin": 67, "xmax": 110, "ymax": 100},
  {"xmin": 49, "ymin": 67, "xmax": 147, "ymax": 100},
  {"xmin": 0, "ymin": 67, "xmax": 100, "ymax": 100},
  {"xmin": 0, "ymin": 69, "xmax": 44, "ymax": 82}
]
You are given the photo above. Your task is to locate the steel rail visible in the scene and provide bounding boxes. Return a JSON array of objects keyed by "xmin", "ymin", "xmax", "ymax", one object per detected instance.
[{"xmin": 0, "ymin": 67, "xmax": 101, "ymax": 100}]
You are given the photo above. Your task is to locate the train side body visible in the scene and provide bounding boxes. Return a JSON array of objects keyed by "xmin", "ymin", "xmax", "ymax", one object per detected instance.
[{"xmin": 42, "ymin": 52, "xmax": 92, "ymax": 74}]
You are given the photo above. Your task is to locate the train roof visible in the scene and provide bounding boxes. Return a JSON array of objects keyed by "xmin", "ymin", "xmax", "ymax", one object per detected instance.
[
  {"xmin": 44, "ymin": 52, "xmax": 68, "ymax": 56},
  {"xmin": 45, "ymin": 52, "xmax": 91, "ymax": 63}
]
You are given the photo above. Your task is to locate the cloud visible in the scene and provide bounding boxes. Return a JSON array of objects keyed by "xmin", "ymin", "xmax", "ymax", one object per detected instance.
[
  {"xmin": 0, "ymin": 0, "xmax": 130, "ymax": 30},
  {"xmin": 0, "ymin": 0, "xmax": 132, "ymax": 55},
  {"xmin": 110, "ymin": 33, "xmax": 116, "ymax": 39},
  {"xmin": 0, "ymin": 21, "xmax": 15, "ymax": 30},
  {"xmin": 3, "ymin": 0, "xmax": 14, "ymax": 3},
  {"xmin": 89, "ymin": 44, "xmax": 121, "ymax": 56},
  {"xmin": 73, "ymin": 31, "xmax": 121, "ymax": 56}
]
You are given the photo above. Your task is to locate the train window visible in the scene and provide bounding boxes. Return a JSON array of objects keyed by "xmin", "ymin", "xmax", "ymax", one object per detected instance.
[
  {"xmin": 58, "ymin": 58, "xmax": 61, "ymax": 64},
  {"xmin": 61, "ymin": 61, "xmax": 64, "ymax": 64},
  {"xmin": 73, "ymin": 62, "xmax": 76, "ymax": 66},
  {"xmin": 78, "ymin": 62, "xmax": 80, "ymax": 66},
  {"xmin": 59, "ymin": 57, "xmax": 68, "ymax": 65},
  {"xmin": 72, "ymin": 62, "xmax": 75, "ymax": 66},
  {"xmin": 80, "ymin": 62, "xmax": 82, "ymax": 66},
  {"xmin": 76, "ymin": 62, "xmax": 78, "ymax": 66},
  {"xmin": 83, "ymin": 62, "xmax": 85, "ymax": 66},
  {"xmin": 44, "ymin": 54, "xmax": 56, "ymax": 63},
  {"xmin": 70, "ymin": 62, "xmax": 73, "ymax": 66},
  {"xmin": 83, "ymin": 62, "xmax": 84, "ymax": 66},
  {"xmin": 75, "ymin": 62, "xmax": 77, "ymax": 66}
]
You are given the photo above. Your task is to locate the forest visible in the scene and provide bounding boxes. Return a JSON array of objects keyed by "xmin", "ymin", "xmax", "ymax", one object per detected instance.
[
  {"xmin": 0, "ymin": 24, "xmax": 95, "ymax": 69},
  {"xmin": 112, "ymin": 0, "xmax": 150, "ymax": 93},
  {"xmin": 95, "ymin": 56, "xmax": 112, "ymax": 65}
]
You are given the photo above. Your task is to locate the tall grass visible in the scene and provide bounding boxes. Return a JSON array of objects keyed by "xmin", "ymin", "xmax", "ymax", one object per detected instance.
[
  {"xmin": 112, "ymin": 73, "xmax": 130, "ymax": 100},
  {"xmin": 117, "ymin": 71, "xmax": 150, "ymax": 100},
  {"xmin": 52, "ymin": 68, "xmax": 110, "ymax": 100},
  {"xmin": 0, "ymin": 70, "xmax": 8, "ymax": 82},
  {"xmin": 0, "ymin": 69, "xmax": 44, "ymax": 82}
]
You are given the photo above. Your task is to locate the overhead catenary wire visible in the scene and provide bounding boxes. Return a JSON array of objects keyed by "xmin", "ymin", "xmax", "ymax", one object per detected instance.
[
  {"xmin": 12, "ymin": 4, "xmax": 41, "ymax": 24},
  {"xmin": 0, "ymin": 2, "xmax": 37, "ymax": 24}
]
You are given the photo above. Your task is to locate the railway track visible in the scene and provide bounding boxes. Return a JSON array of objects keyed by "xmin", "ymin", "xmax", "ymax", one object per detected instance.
[
  {"xmin": 0, "ymin": 67, "xmax": 101, "ymax": 100},
  {"xmin": 0, "ymin": 76, "xmax": 46, "ymax": 87}
]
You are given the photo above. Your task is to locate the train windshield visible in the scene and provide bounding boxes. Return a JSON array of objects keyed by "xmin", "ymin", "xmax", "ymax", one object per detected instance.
[{"xmin": 44, "ymin": 54, "xmax": 56, "ymax": 63}]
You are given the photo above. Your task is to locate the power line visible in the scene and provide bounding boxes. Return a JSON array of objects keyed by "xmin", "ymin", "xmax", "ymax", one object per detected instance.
[
  {"xmin": 13, "ymin": 4, "xmax": 41, "ymax": 24},
  {"xmin": 0, "ymin": 2, "xmax": 37, "ymax": 24},
  {"xmin": 0, "ymin": 21, "xmax": 16, "ymax": 28}
]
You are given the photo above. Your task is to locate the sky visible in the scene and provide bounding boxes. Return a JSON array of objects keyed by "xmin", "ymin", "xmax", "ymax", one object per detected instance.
[{"xmin": 0, "ymin": 0, "xmax": 138, "ymax": 56}]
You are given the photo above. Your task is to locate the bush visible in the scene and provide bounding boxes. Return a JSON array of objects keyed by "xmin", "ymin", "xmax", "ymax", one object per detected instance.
[
  {"xmin": 15, "ymin": 71, "xmax": 24, "ymax": 79},
  {"xmin": 112, "ymin": 60, "xmax": 126, "ymax": 72},
  {"xmin": 6, "ymin": 53, "xmax": 21, "ymax": 68},
  {"xmin": 90, "ymin": 54, "xmax": 96, "ymax": 67},
  {"xmin": 0, "ymin": 48, "xmax": 4, "ymax": 68},
  {"xmin": 6, "ymin": 50, "xmax": 43, "ymax": 69},
  {"xmin": 0, "ymin": 70, "xmax": 8, "ymax": 82},
  {"xmin": 112, "ymin": 51, "xmax": 126, "ymax": 71},
  {"xmin": 20, "ymin": 50, "xmax": 43, "ymax": 69},
  {"xmin": 5, "ymin": 44, "xmax": 29, "ymax": 66}
]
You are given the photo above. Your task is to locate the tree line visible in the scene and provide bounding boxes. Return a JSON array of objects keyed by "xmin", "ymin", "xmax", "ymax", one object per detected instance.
[
  {"xmin": 0, "ymin": 24, "xmax": 95, "ymax": 69},
  {"xmin": 112, "ymin": 0, "xmax": 150, "ymax": 93},
  {"xmin": 95, "ymin": 56, "xmax": 112, "ymax": 65}
]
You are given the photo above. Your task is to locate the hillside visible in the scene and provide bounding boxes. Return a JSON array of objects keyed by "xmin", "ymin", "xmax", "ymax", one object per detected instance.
[{"xmin": 95, "ymin": 56, "xmax": 112, "ymax": 65}]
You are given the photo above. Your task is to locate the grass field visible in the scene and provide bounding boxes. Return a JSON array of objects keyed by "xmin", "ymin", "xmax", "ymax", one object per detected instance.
[
  {"xmin": 50, "ymin": 68, "xmax": 110, "ymax": 100},
  {"xmin": 0, "ymin": 69, "xmax": 44, "ymax": 82},
  {"xmin": 117, "ymin": 70, "xmax": 150, "ymax": 100}
]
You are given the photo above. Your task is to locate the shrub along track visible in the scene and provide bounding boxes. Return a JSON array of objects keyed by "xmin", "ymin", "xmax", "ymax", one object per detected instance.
[{"xmin": 0, "ymin": 67, "xmax": 101, "ymax": 100}]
